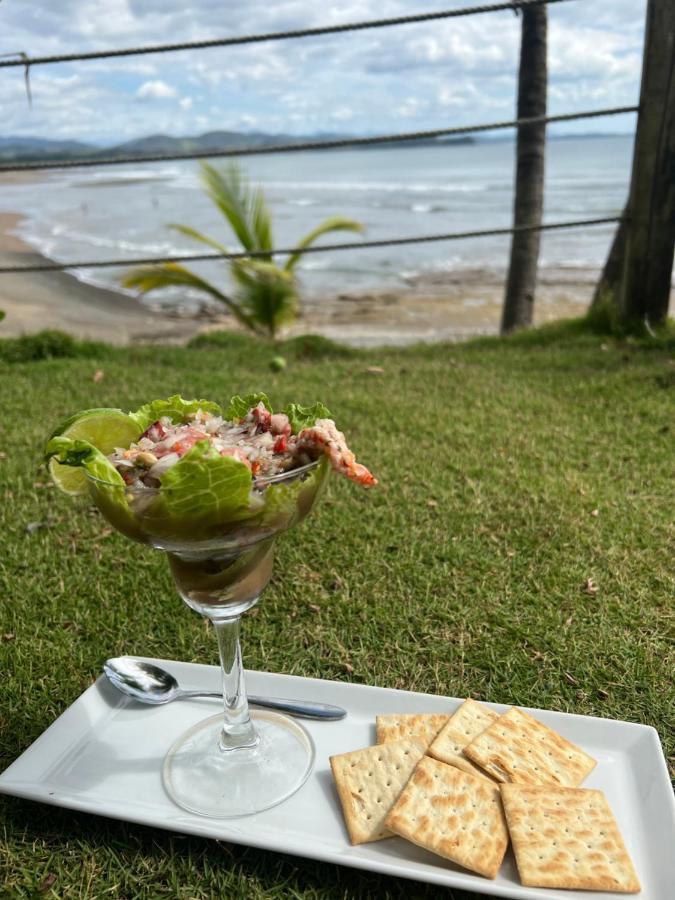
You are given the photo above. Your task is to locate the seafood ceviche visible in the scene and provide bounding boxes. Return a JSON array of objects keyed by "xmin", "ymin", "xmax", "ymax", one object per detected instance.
[
  {"xmin": 45, "ymin": 393, "xmax": 376, "ymax": 503},
  {"xmin": 45, "ymin": 393, "xmax": 375, "ymax": 546},
  {"xmin": 111, "ymin": 401, "xmax": 377, "ymax": 489}
]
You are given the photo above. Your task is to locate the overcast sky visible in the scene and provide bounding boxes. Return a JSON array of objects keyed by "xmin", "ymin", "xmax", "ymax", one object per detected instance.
[{"xmin": 0, "ymin": 0, "xmax": 645, "ymax": 144}]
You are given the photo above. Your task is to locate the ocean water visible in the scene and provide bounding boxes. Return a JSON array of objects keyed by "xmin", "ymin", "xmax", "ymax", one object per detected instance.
[{"xmin": 1, "ymin": 136, "xmax": 634, "ymax": 312}]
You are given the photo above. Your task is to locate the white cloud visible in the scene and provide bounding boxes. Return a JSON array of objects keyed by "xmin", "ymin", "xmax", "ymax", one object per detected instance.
[
  {"xmin": 136, "ymin": 80, "xmax": 178, "ymax": 99},
  {"xmin": 0, "ymin": 0, "xmax": 647, "ymax": 141},
  {"xmin": 437, "ymin": 87, "xmax": 466, "ymax": 109},
  {"xmin": 549, "ymin": 24, "xmax": 641, "ymax": 82},
  {"xmin": 396, "ymin": 96, "xmax": 426, "ymax": 117},
  {"xmin": 331, "ymin": 106, "xmax": 355, "ymax": 121}
]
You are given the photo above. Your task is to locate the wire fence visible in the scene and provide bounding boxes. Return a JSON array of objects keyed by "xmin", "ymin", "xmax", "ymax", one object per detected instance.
[
  {"xmin": 0, "ymin": 107, "xmax": 638, "ymax": 173},
  {"xmin": 0, "ymin": 1, "xmax": 575, "ymax": 69},
  {"xmin": 0, "ymin": 218, "xmax": 623, "ymax": 274},
  {"xmin": 0, "ymin": 0, "xmax": 631, "ymax": 287}
]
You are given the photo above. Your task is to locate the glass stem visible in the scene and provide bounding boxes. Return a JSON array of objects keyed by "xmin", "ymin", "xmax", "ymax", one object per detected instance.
[{"xmin": 213, "ymin": 617, "xmax": 259, "ymax": 751}]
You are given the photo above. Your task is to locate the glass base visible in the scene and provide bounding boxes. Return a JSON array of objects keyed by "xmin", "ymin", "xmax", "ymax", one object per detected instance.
[{"xmin": 162, "ymin": 711, "xmax": 315, "ymax": 817}]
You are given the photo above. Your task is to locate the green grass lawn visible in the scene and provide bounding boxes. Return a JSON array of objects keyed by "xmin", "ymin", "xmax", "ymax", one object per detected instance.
[{"xmin": 1, "ymin": 325, "xmax": 673, "ymax": 898}]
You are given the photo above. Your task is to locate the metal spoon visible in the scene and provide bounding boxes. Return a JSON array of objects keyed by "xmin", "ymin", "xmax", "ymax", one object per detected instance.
[{"xmin": 103, "ymin": 657, "xmax": 346, "ymax": 720}]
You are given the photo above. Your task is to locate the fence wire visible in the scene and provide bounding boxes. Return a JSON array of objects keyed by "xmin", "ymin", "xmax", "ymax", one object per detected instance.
[
  {"xmin": 0, "ymin": 1, "xmax": 575, "ymax": 70},
  {"xmin": 0, "ymin": 107, "xmax": 638, "ymax": 173},
  {"xmin": 0, "ymin": 217, "xmax": 622, "ymax": 275},
  {"xmin": 0, "ymin": 0, "xmax": 627, "ymax": 288}
]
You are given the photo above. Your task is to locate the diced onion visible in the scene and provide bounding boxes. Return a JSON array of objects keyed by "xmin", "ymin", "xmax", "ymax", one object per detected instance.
[
  {"xmin": 148, "ymin": 452, "xmax": 180, "ymax": 478},
  {"xmin": 205, "ymin": 416, "xmax": 224, "ymax": 433}
]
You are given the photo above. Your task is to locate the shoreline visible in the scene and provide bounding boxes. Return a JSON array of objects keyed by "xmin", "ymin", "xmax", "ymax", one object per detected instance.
[
  {"xmin": 0, "ymin": 209, "xmax": 598, "ymax": 347},
  {"xmin": 3, "ymin": 187, "xmax": 667, "ymax": 346},
  {"xmin": 1, "ymin": 158, "xmax": 671, "ymax": 348},
  {"xmin": 0, "ymin": 212, "xmax": 217, "ymax": 344}
]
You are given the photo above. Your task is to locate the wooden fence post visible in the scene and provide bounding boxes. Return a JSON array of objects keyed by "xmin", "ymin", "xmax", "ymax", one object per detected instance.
[
  {"xmin": 612, "ymin": 0, "xmax": 674, "ymax": 328},
  {"xmin": 500, "ymin": 5, "xmax": 548, "ymax": 335}
]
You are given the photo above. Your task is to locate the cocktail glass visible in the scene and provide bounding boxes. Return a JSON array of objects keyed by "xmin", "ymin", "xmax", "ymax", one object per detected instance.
[{"xmin": 86, "ymin": 457, "xmax": 329, "ymax": 818}]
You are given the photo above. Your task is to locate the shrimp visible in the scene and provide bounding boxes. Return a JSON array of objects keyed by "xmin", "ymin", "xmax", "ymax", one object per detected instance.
[
  {"xmin": 296, "ymin": 418, "xmax": 377, "ymax": 487},
  {"xmin": 140, "ymin": 419, "xmax": 168, "ymax": 443},
  {"xmin": 270, "ymin": 412, "xmax": 292, "ymax": 437},
  {"xmin": 250, "ymin": 402, "xmax": 272, "ymax": 432},
  {"xmin": 220, "ymin": 446, "xmax": 252, "ymax": 469}
]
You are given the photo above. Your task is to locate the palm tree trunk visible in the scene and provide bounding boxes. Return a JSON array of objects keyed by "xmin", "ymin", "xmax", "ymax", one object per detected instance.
[
  {"xmin": 590, "ymin": 209, "xmax": 627, "ymax": 311},
  {"xmin": 620, "ymin": 1, "xmax": 674, "ymax": 330},
  {"xmin": 501, "ymin": 7, "xmax": 548, "ymax": 334},
  {"xmin": 592, "ymin": 0, "xmax": 675, "ymax": 331}
]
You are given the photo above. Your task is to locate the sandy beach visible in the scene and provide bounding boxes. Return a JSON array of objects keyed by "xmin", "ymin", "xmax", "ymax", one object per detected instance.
[
  {"xmin": 0, "ymin": 207, "xmax": 601, "ymax": 347},
  {"xmin": 3, "ymin": 140, "xmax": 672, "ymax": 347},
  {"xmin": 306, "ymin": 267, "xmax": 597, "ymax": 346},
  {"xmin": 0, "ymin": 160, "xmax": 615, "ymax": 348},
  {"xmin": 0, "ymin": 211, "xmax": 213, "ymax": 345}
]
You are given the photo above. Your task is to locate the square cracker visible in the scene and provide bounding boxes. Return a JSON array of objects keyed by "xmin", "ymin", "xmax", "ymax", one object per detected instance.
[
  {"xmin": 385, "ymin": 755, "xmax": 509, "ymax": 879},
  {"xmin": 376, "ymin": 713, "xmax": 449, "ymax": 745},
  {"xmin": 463, "ymin": 707, "xmax": 596, "ymax": 786},
  {"xmin": 501, "ymin": 784, "xmax": 640, "ymax": 893},
  {"xmin": 428, "ymin": 698, "xmax": 500, "ymax": 781},
  {"xmin": 330, "ymin": 738, "xmax": 427, "ymax": 844}
]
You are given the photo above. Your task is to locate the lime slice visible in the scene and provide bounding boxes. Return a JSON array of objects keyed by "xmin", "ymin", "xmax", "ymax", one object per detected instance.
[{"xmin": 48, "ymin": 408, "xmax": 140, "ymax": 495}]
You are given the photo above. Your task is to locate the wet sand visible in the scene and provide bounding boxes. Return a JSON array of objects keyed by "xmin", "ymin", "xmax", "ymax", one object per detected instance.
[
  {"xmin": 0, "ymin": 212, "xmax": 213, "ymax": 345},
  {"xmin": 0, "ymin": 202, "xmax": 598, "ymax": 347},
  {"xmin": 308, "ymin": 268, "xmax": 595, "ymax": 347}
]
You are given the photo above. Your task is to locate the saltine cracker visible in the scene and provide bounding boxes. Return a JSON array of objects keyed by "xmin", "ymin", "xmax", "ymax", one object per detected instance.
[
  {"xmin": 427, "ymin": 698, "xmax": 500, "ymax": 781},
  {"xmin": 501, "ymin": 784, "xmax": 640, "ymax": 893},
  {"xmin": 376, "ymin": 713, "xmax": 449, "ymax": 745},
  {"xmin": 385, "ymin": 755, "xmax": 509, "ymax": 879},
  {"xmin": 330, "ymin": 738, "xmax": 427, "ymax": 844},
  {"xmin": 464, "ymin": 707, "xmax": 596, "ymax": 786}
]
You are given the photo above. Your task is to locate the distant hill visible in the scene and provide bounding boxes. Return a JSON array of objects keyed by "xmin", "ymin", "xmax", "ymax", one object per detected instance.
[
  {"xmin": 106, "ymin": 130, "xmax": 474, "ymax": 154},
  {"xmin": 0, "ymin": 136, "xmax": 97, "ymax": 159},
  {"xmin": 105, "ymin": 130, "xmax": 342, "ymax": 155},
  {"xmin": 0, "ymin": 130, "xmax": 475, "ymax": 163}
]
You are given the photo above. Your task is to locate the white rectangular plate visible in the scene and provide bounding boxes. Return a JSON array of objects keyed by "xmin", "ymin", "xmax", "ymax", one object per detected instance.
[{"xmin": 1, "ymin": 660, "xmax": 673, "ymax": 899}]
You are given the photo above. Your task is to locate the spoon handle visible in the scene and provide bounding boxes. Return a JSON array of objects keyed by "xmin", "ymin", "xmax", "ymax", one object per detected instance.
[
  {"xmin": 179, "ymin": 689, "xmax": 346, "ymax": 720},
  {"xmin": 249, "ymin": 694, "xmax": 346, "ymax": 720}
]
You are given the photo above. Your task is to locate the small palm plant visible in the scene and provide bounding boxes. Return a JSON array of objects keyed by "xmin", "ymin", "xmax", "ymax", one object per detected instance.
[{"xmin": 123, "ymin": 163, "xmax": 364, "ymax": 340}]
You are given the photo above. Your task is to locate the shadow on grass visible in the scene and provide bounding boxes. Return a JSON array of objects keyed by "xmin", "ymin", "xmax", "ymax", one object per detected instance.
[{"xmin": 1, "ymin": 796, "xmax": 477, "ymax": 899}]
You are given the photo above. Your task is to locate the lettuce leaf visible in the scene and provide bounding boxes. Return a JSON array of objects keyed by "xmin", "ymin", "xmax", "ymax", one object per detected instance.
[
  {"xmin": 156, "ymin": 439, "xmax": 253, "ymax": 524},
  {"xmin": 130, "ymin": 395, "xmax": 222, "ymax": 431},
  {"xmin": 45, "ymin": 436, "xmax": 126, "ymax": 486},
  {"xmin": 225, "ymin": 392, "xmax": 272, "ymax": 421},
  {"xmin": 283, "ymin": 401, "xmax": 331, "ymax": 434}
]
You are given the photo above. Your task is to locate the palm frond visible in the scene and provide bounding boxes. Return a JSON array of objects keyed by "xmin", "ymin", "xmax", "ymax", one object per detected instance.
[
  {"xmin": 143, "ymin": 164, "xmax": 365, "ymax": 340},
  {"xmin": 231, "ymin": 260, "xmax": 297, "ymax": 339},
  {"xmin": 199, "ymin": 163, "xmax": 256, "ymax": 251},
  {"xmin": 167, "ymin": 224, "xmax": 230, "ymax": 256},
  {"xmin": 199, "ymin": 162, "xmax": 274, "ymax": 254},
  {"xmin": 285, "ymin": 217, "xmax": 364, "ymax": 271},
  {"xmin": 121, "ymin": 263, "xmax": 259, "ymax": 332},
  {"xmin": 250, "ymin": 186, "xmax": 273, "ymax": 252}
]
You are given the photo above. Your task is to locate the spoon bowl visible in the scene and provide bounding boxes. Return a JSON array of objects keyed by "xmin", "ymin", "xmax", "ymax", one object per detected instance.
[
  {"xmin": 104, "ymin": 657, "xmax": 347, "ymax": 720},
  {"xmin": 104, "ymin": 658, "xmax": 182, "ymax": 705}
]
